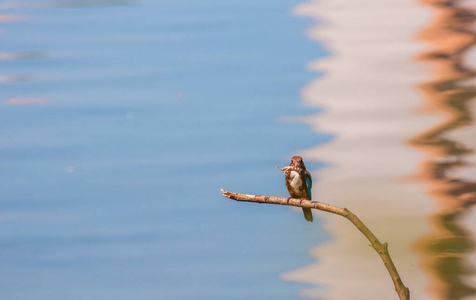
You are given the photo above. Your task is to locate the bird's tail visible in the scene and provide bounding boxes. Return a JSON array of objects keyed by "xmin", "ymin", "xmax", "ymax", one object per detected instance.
[{"xmin": 302, "ymin": 207, "xmax": 313, "ymax": 222}]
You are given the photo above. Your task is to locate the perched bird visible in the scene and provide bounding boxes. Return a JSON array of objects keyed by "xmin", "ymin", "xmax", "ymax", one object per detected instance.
[{"xmin": 285, "ymin": 156, "xmax": 313, "ymax": 222}]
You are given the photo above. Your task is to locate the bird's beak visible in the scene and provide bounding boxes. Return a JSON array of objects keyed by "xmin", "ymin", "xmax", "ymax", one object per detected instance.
[{"xmin": 294, "ymin": 161, "xmax": 299, "ymax": 168}]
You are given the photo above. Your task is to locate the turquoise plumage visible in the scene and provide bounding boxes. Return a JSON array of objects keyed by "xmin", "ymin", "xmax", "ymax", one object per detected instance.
[{"xmin": 306, "ymin": 177, "xmax": 312, "ymax": 199}]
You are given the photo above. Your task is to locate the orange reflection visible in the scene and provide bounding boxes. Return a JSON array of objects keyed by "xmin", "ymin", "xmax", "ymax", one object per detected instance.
[
  {"xmin": 0, "ymin": 14, "xmax": 28, "ymax": 23},
  {"xmin": 6, "ymin": 97, "xmax": 49, "ymax": 105},
  {"xmin": 412, "ymin": 0, "xmax": 476, "ymax": 299}
]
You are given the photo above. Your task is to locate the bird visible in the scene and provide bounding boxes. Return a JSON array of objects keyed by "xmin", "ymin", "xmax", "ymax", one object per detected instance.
[{"xmin": 285, "ymin": 156, "xmax": 313, "ymax": 222}]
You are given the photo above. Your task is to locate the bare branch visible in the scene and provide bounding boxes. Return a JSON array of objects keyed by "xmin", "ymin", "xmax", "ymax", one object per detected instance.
[{"xmin": 220, "ymin": 189, "xmax": 410, "ymax": 300}]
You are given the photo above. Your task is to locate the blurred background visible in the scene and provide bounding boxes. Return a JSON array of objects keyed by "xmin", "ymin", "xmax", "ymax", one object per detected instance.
[{"xmin": 1, "ymin": 0, "xmax": 476, "ymax": 299}]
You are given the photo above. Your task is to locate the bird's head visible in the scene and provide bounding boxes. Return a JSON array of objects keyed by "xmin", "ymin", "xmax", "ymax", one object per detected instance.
[{"xmin": 290, "ymin": 156, "xmax": 306, "ymax": 171}]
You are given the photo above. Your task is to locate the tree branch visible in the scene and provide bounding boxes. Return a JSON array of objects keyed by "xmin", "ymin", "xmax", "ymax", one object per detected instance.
[{"xmin": 220, "ymin": 189, "xmax": 410, "ymax": 300}]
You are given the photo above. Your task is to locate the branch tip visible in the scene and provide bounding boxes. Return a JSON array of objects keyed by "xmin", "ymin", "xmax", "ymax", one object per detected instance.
[{"xmin": 220, "ymin": 189, "xmax": 231, "ymax": 198}]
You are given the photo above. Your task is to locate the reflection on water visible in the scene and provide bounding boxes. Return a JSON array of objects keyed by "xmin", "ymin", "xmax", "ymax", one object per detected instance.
[
  {"xmin": 0, "ymin": 0, "xmax": 136, "ymax": 9},
  {"xmin": 0, "ymin": 51, "xmax": 46, "ymax": 82},
  {"xmin": 284, "ymin": 0, "xmax": 435, "ymax": 298},
  {"xmin": 4, "ymin": 0, "xmax": 476, "ymax": 298},
  {"xmin": 52, "ymin": 0, "xmax": 136, "ymax": 7},
  {"xmin": 0, "ymin": 51, "xmax": 48, "ymax": 60},
  {"xmin": 285, "ymin": 0, "xmax": 476, "ymax": 299},
  {"xmin": 0, "ymin": 14, "xmax": 27, "ymax": 22},
  {"xmin": 6, "ymin": 97, "xmax": 50, "ymax": 105},
  {"xmin": 412, "ymin": 0, "xmax": 476, "ymax": 298}
]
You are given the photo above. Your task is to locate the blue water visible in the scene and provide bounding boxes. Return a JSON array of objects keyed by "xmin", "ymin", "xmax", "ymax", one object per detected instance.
[{"xmin": 1, "ymin": 1, "xmax": 330, "ymax": 299}]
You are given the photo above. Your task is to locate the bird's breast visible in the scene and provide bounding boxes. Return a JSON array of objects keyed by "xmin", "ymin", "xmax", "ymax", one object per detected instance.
[{"xmin": 288, "ymin": 171, "xmax": 303, "ymax": 189}]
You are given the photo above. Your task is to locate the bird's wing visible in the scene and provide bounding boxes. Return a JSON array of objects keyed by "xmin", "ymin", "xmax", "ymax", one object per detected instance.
[{"xmin": 305, "ymin": 170, "xmax": 312, "ymax": 199}]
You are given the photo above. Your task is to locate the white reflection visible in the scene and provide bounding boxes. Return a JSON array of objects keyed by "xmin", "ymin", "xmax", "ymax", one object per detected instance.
[{"xmin": 284, "ymin": 0, "xmax": 436, "ymax": 299}]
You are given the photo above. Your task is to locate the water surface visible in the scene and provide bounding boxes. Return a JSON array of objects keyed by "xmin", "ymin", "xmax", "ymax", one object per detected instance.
[
  {"xmin": 1, "ymin": 1, "xmax": 330, "ymax": 299},
  {"xmin": 285, "ymin": 0, "xmax": 476, "ymax": 299}
]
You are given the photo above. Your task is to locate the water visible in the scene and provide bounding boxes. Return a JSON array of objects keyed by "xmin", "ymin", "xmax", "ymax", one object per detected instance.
[
  {"xmin": 1, "ymin": 1, "xmax": 330, "ymax": 299},
  {"xmin": 3, "ymin": 0, "xmax": 476, "ymax": 300},
  {"xmin": 284, "ymin": 0, "xmax": 476, "ymax": 299}
]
